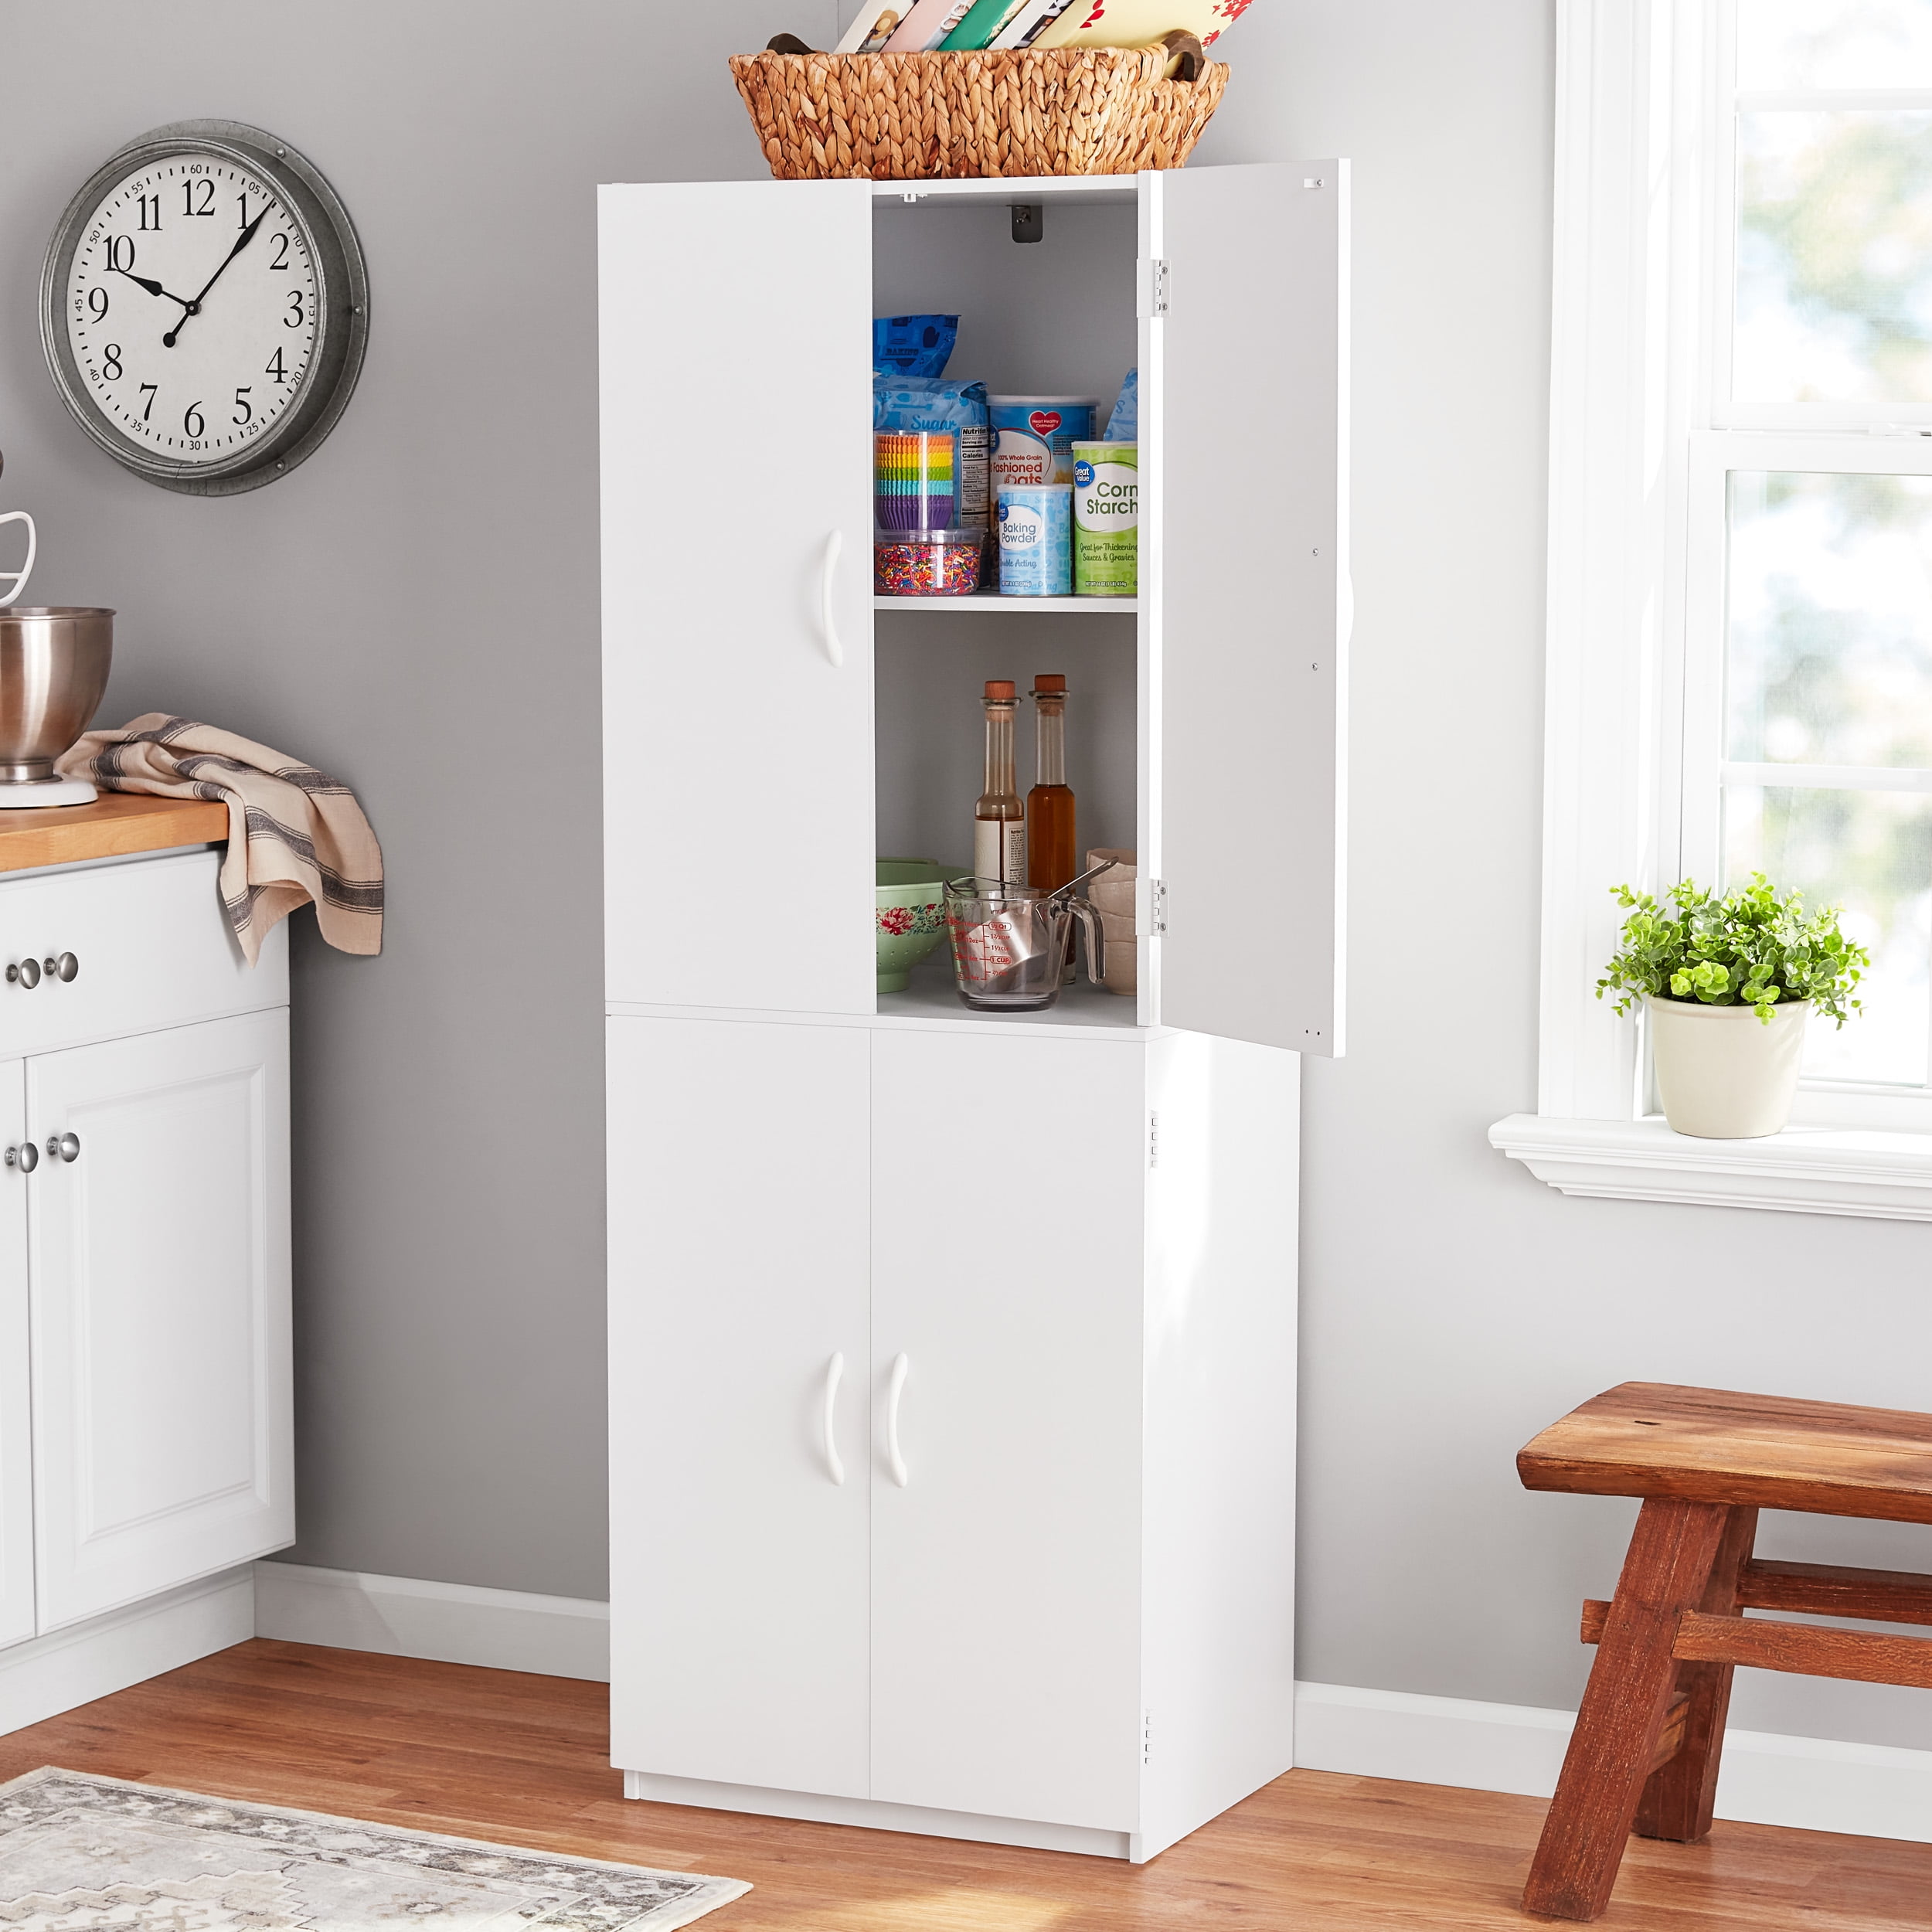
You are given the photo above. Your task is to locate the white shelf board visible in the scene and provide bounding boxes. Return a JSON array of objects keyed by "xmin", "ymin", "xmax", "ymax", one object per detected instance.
[
  {"xmin": 870, "ymin": 175, "xmax": 1140, "ymax": 209},
  {"xmin": 879, "ymin": 972, "xmax": 1145, "ymax": 1032},
  {"xmin": 874, "ymin": 596, "xmax": 1139, "ymax": 615}
]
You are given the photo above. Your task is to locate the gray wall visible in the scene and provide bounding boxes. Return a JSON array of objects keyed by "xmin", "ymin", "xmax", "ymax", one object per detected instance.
[{"xmin": 5, "ymin": 0, "xmax": 1927, "ymax": 1753}]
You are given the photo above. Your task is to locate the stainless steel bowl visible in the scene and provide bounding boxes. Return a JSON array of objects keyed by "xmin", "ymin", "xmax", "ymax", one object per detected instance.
[{"xmin": 0, "ymin": 607, "xmax": 113, "ymax": 784}]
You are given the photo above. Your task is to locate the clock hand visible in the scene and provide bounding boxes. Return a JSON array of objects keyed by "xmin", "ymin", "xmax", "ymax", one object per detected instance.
[
  {"xmin": 163, "ymin": 209, "xmax": 269, "ymax": 349},
  {"xmin": 110, "ymin": 264, "xmax": 194, "ymax": 311}
]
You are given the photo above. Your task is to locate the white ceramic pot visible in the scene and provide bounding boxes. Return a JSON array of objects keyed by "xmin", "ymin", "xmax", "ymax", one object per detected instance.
[{"xmin": 1645, "ymin": 994, "xmax": 1811, "ymax": 1138}]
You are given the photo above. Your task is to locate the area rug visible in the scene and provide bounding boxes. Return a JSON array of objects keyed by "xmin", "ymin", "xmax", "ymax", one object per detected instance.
[{"xmin": 0, "ymin": 1767, "xmax": 750, "ymax": 1929}]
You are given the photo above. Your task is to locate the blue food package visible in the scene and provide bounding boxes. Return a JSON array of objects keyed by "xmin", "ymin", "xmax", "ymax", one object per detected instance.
[
  {"xmin": 874, "ymin": 314, "xmax": 959, "ymax": 377},
  {"xmin": 874, "ymin": 376, "xmax": 991, "ymax": 526},
  {"xmin": 1106, "ymin": 366, "xmax": 1138, "ymax": 441}
]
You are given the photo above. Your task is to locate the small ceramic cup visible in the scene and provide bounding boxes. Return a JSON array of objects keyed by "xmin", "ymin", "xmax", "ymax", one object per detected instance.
[{"xmin": 876, "ymin": 859, "xmax": 955, "ymax": 992}]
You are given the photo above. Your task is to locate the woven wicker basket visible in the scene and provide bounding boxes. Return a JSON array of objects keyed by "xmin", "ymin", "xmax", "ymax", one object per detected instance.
[{"xmin": 729, "ymin": 47, "xmax": 1229, "ymax": 182}]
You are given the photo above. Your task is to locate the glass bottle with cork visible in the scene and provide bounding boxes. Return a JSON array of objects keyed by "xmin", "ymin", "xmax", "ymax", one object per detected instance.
[
  {"xmin": 1027, "ymin": 674, "xmax": 1076, "ymax": 895},
  {"xmin": 974, "ymin": 679, "xmax": 1026, "ymax": 886}
]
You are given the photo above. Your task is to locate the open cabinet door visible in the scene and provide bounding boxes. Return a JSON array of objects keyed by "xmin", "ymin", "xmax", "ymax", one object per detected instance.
[
  {"xmin": 1149, "ymin": 162, "xmax": 1349, "ymax": 1054},
  {"xmin": 600, "ymin": 180, "xmax": 876, "ymax": 1015}
]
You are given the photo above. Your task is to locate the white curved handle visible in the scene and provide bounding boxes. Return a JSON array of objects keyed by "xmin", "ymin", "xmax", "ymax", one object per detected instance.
[
  {"xmin": 886, "ymin": 1352, "xmax": 909, "ymax": 1488},
  {"xmin": 0, "ymin": 513, "xmax": 36, "ymax": 610},
  {"xmin": 819, "ymin": 529, "xmax": 845, "ymax": 668},
  {"xmin": 822, "ymin": 1352, "xmax": 845, "ymax": 1486}
]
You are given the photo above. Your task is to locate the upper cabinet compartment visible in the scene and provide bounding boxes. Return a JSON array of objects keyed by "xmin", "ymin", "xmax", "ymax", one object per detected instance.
[{"xmin": 600, "ymin": 168, "xmax": 1348, "ymax": 1052}]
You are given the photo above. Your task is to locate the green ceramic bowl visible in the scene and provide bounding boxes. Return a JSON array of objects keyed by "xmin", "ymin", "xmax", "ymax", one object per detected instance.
[{"xmin": 876, "ymin": 859, "xmax": 955, "ymax": 992}]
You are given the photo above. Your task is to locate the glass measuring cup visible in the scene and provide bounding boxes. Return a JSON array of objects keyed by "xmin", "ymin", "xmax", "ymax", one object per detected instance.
[{"xmin": 943, "ymin": 877, "xmax": 1106, "ymax": 1012}]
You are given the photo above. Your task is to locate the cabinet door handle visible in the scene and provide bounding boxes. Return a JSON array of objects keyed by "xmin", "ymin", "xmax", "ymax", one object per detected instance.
[
  {"xmin": 52, "ymin": 953, "xmax": 77, "ymax": 983},
  {"xmin": 47, "ymin": 1133, "xmax": 77, "ymax": 1164},
  {"xmin": 6, "ymin": 959, "xmax": 39, "ymax": 988},
  {"xmin": 5, "ymin": 1143, "xmax": 36, "ymax": 1173},
  {"xmin": 886, "ymin": 1352, "xmax": 910, "ymax": 1488},
  {"xmin": 819, "ymin": 529, "xmax": 845, "ymax": 669},
  {"xmin": 822, "ymin": 1352, "xmax": 846, "ymax": 1487}
]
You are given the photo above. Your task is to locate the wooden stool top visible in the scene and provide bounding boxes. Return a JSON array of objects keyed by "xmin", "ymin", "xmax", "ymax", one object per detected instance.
[{"xmin": 1519, "ymin": 1381, "xmax": 1932, "ymax": 1525}]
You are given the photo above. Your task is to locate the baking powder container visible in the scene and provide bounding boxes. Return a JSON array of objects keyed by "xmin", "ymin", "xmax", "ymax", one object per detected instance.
[{"xmin": 997, "ymin": 486, "xmax": 1073, "ymax": 597}]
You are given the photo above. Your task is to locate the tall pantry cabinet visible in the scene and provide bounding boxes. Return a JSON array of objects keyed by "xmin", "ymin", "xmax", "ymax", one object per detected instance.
[{"xmin": 602, "ymin": 163, "xmax": 1348, "ymax": 1861}]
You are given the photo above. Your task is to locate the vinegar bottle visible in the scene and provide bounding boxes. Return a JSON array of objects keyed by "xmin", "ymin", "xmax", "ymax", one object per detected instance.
[
  {"xmin": 974, "ymin": 679, "xmax": 1027, "ymax": 886},
  {"xmin": 1027, "ymin": 674, "xmax": 1076, "ymax": 893}
]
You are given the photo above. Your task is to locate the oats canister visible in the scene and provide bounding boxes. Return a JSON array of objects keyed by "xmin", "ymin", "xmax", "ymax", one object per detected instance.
[
  {"xmin": 1072, "ymin": 440, "xmax": 1138, "ymax": 597},
  {"xmin": 997, "ymin": 485, "xmax": 1073, "ymax": 597},
  {"xmin": 989, "ymin": 396, "xmax": 1099, "ymax": 490}
]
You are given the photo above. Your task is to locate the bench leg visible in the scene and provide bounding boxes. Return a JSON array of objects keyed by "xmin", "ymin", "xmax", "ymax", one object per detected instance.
[
  {"xmin": 1633, "ymin": 1505, "xmax": 1757, "ymax": 1844},
  {"xmin": 1522, "ymin": 1497, "xmax": 1730, "ymax": 1922}
]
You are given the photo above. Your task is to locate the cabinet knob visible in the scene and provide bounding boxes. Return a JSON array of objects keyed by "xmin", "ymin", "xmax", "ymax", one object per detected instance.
[
  {"xmin": 53, "ymin": 952, "xmax": 77, "ymax": 983},
  {"xmin": 6, "ymin": 1143, "xmax": 37, "ymax": 1173},
  {"xmin": 46, "ymin": 1132, "xmax": 77, "ymax": 1164},
  {"xmin": 7, "ymin": 959, "xmax": 39, "ymax": 988}
]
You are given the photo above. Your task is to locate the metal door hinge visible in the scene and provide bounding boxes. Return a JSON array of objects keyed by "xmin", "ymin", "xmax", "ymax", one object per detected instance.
[
  {"xmin": 1148, "ymin": 879, "xmax": 1168, "ymax": 934},
  {"xmin": 1139, "ymin": 257, "xmax": 1169, "ymax": 318}
]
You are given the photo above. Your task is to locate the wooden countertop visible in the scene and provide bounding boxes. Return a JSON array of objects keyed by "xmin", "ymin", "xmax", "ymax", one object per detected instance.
[{"xmin": 0, "ymin": 793, "xmax": 227, "ymax": 875}]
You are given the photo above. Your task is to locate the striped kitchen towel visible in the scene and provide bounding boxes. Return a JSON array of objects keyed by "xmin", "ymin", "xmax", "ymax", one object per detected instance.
[{"xmin": 57, "ymin": 714, "xmax": 383, "ymax": 963}]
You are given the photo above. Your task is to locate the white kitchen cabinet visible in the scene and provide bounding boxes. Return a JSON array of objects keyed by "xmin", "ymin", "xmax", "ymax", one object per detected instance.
[
  {"xmin": 603, "ymin": 163, "xmax": 1345, "ymax": 1859},
  {"xmin": 30, "ymin": 1006, "xmax": 291, "ymax": 1631},
  {"xmin": 0, "ymin": 842, "xmax": 292, "ymax": 1683}
]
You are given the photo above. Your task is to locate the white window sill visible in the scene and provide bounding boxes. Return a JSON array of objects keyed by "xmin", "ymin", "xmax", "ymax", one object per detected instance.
[{"xmin": 1488, "ymin": 1114, "xmax": 1932, "ymax": 1221}]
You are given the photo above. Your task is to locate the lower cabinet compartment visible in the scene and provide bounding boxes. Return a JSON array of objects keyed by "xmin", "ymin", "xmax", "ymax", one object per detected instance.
[
  {"xmin": 607, "ymin": 1012, "xmax": 1297, "ymax": 1849},
  {"xmin": 29, "ymin": 1007, "xmax": 293, "ymax": 1631}
]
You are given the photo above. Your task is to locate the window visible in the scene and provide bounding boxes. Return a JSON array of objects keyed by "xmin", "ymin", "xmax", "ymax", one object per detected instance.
[
  {"xmin": 1494, "ymin": 0, "xmax": 1932, "ymax": 1214},
  {"xmin": 1697, "ymin": 2, "xmax": 1932, "ymax": 1099}
]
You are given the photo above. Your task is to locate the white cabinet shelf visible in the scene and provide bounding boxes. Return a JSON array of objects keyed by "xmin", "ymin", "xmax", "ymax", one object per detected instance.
[
  {"xmin": 874, "ymin": 595, "xmax": 1141, "ymax": 614},
  {"xmin": 600, "ymin": 161, "xmax": 1349, "ymax": 1862}
]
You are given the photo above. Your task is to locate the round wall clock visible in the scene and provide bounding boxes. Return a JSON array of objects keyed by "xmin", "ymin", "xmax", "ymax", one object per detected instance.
[{"xmin": 40, "ymin": 121, "xmax": 368, "ymax": 496}]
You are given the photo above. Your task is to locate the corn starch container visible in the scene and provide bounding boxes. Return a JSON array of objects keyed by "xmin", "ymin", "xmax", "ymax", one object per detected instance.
[{"xmin": 1071, "ymin": 440, "xmax": 1138, "ymax": 597}]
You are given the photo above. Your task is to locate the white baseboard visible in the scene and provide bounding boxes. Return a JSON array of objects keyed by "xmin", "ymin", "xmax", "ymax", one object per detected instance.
[
  {"xmin": 1294, "ymin": 1680, "xmax": 1932, "ymax": 1845},
  {"xmin": 253, "ymin": 1560, "xmax": 610, "ymax": 1682},
  {"xmin": 0, "ymin": 1566, "xmax": 254, "ymax": 1738}
]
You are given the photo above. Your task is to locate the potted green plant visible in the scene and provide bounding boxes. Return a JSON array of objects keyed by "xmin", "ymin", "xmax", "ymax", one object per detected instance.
[{"xmin": 1597, "ymin": 874, "xmax": 1869, "ymax": 1139}]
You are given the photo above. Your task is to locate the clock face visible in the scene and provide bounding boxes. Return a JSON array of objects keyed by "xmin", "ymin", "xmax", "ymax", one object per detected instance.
[
  {"xmin": 43, "ymin": 122, "xmax": 367, "ymax": 495},
  {"xmin": 63, "ymin": 154, "xmax": 320, "ymax": 468}
]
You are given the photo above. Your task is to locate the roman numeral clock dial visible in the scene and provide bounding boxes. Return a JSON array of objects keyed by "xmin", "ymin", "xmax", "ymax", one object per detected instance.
[{"xmin": 41, "ymin": 121, "xmax": 367, "ymax": 496}]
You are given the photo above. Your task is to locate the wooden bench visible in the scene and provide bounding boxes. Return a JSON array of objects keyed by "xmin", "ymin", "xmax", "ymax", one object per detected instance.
[{"xmin": 1516, "ymin": 1381, "xmax": 1932, "ymax": 1920}]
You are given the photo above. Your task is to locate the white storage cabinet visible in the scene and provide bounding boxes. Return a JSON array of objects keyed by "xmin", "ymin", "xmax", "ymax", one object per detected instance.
[
  {"xmin": 602, "ymin": 163, "xmax": 1347, "ymax": 1861},
  {"xmin": 0, "ymin": 848, "xmax": 292, "ymax": 1661}
]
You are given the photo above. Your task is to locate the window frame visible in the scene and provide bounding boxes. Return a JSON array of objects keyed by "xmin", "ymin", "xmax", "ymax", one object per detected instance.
[{"xmin": 1495, "ymin": 0, "xmax": 1932, "ymax": 1214}]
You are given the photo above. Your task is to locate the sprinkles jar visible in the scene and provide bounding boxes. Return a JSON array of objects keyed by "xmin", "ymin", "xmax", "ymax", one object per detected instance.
[{"xmin": 875, "ymin": 527, "xmax": 983, "ymax": 597}]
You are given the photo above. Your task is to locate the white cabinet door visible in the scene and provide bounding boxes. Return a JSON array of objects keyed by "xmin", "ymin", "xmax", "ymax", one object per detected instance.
[
  {"xmin": 870, "ymin": 1029, "xmax": 1148, "ymax": 1830},
  {"xmin": 608, "ymin": 1015, "xmax": 872, "ymax": 1797},
  {"xmin": 0, "ymin": 1060, "xmax": 29, "ymax": 1651},
  {"xmin": 29, "ymin": 1009, "xmax": 291, "ymax": 1630},
  {"xmin": 600, "ymin": 181, "xmax": 877, "ymax": 1016},
  {"xmin": 1151, "ymin": 162, "xmax": 1349, "ymax": 1055}
]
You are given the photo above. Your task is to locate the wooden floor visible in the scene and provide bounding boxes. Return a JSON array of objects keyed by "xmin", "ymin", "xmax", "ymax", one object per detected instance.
[{"xmin": 0, "ymin": 1640, "xmax": 1926, "ymax": 1929}]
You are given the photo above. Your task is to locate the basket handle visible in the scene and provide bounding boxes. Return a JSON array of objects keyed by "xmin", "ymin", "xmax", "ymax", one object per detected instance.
[{"xmin": 1159, "ymin": 30, "xmax": 1206, "ymax": 82}]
